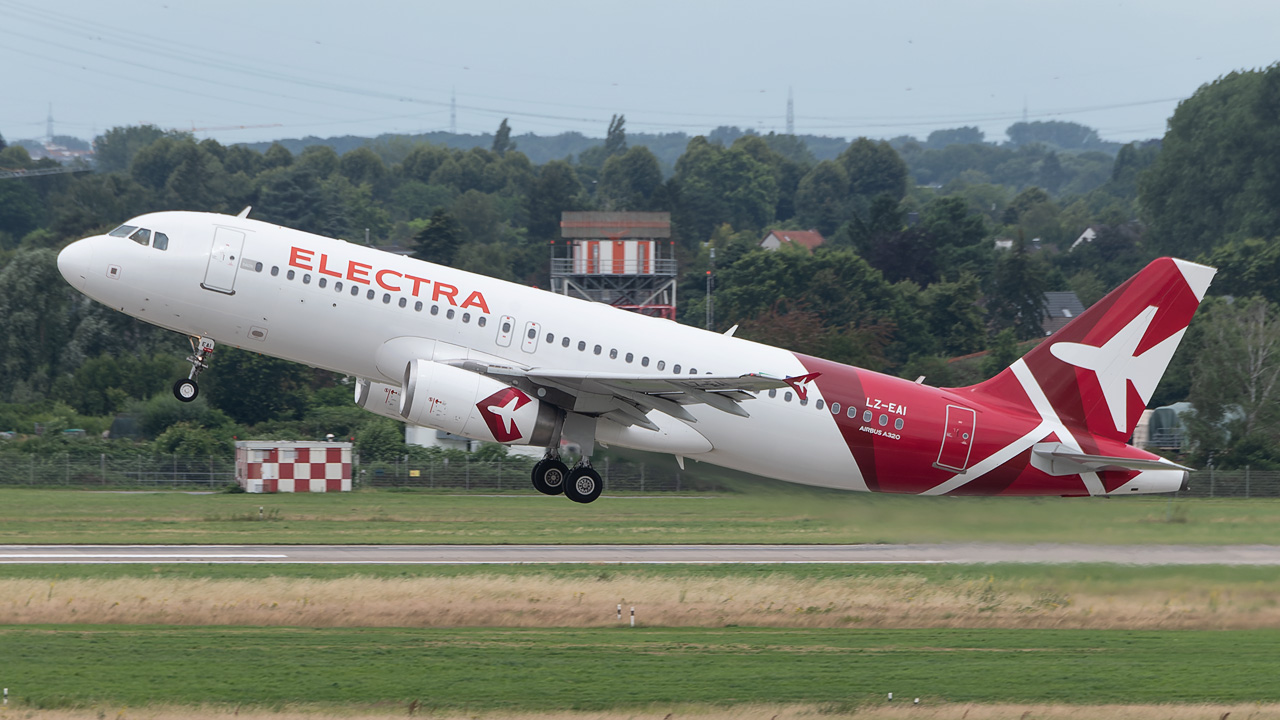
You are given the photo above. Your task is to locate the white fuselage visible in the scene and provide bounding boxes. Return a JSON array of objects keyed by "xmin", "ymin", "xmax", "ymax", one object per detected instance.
[{"xmin": 58, "ymin": 211, "xmax": 868, "ymax": 490}]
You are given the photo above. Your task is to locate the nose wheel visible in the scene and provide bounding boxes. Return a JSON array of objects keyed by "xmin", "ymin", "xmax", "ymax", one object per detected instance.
[{"xmin": 173, "ymin": 336, "xmax": 215, "ymax": 403}]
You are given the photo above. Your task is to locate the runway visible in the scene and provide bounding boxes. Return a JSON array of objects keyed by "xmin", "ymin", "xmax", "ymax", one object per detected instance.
[{"xmin": 1, "ymin": 543, "xmax": 1278, "ymax": 564}]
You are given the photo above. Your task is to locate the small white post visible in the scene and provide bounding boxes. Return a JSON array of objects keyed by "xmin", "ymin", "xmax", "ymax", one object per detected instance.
[
  {"xmin": 887, "ymin": 693, "xmax": 892, "ymax": 701},
  {"xmin": 617, "ymin": 604, "xmax": 622, "ymax": 620},
  {"xmin": 630, "ymin": 606, "xmax": 635, "ymax": 627},
  {"xmin": 259, "ymin": 506, "xmax": 264, "ymax": 520},
  {"xmin": 3, "ymin": 687, "xmax": 8, "ymax": 706}
]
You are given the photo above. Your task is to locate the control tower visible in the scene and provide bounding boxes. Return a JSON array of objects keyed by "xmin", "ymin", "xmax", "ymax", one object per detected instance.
[{"xmin": 551, "ymin": 211, "xmax": 677, "ymax": 319}]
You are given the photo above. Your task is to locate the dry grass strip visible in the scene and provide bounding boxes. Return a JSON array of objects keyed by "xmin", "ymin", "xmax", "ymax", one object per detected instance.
[
  {"xmin": 4, "ymin": 703, "xmax": 1280, "ymax": 720},
  {"xmin": 3, "ymin": 573, "xmax": 1279, "ymax": 629}
]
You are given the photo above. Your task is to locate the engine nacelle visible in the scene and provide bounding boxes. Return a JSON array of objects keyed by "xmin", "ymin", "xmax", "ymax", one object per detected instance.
[
  {"xmin": 399, "ymin": 359, "xmax": 561, "ymax": 446},
  {"xmin": 354, "ymin": 378, "xmax": 404, "ymax": 421}
]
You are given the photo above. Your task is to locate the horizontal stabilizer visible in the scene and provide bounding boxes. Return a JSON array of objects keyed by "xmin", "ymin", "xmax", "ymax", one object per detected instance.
[{"xmin": 1031, "ymin": 442, "xmax": 1192, "ymax": 476}]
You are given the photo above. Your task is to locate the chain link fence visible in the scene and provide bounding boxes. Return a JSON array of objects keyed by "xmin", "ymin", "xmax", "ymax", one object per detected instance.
[
  {"xmin": 362, "ymin": 455, "xmax": 717, "ymax": 492},
  {"xmin": 0, "ymin": 454, "xmax": 235, "ymax": 489},
  {"xmin": 1182, "ymin": 469, "xmax": 1280, "ymax": 498},
  {"xmin": 0, "ymin": 453, "xmax": 1275, "ymax": 497}
]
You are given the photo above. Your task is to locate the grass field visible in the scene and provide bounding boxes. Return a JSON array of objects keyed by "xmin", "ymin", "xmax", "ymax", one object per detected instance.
[
  {"xmin": 1, "ymin": 488, "xmax": 1279, "ymax": 544},
  {"xmin": 2, "ymin": 625, "xmax": 1278, "ymax": 710},
  {"xmin": 2, "ymin": 562, "xmax": 1278, "ymax": 630}
]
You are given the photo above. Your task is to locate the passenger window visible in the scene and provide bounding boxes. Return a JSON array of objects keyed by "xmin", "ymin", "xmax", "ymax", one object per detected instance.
[
  {"xmin": 271, "ymin": 266, "xmax": 279, "ymax": 276},
  {"xmin": 863, "ymin": 409, "xmax": 873, "ymax": 422},
  {"xmin": 303, "ymin": 274, "xmax": 311, "ymax": 284},
  {"xmin": 108, "ymin": 225, "xmax": 138, "ymax": 237},
  {"xmin": 129, "ymin": 228, "xmax": 150, "ymax": 245},
  {"xmin": 335, "ymin": 281, "xmax": 342, "ymax": 292},
  {"xmin": 609, "ymin": 349, "xmax": 618, "ymax": 359},
  {"xmin": 478, "ymin": 316, "xmax": 486, "ymax": 326},
  {"xmin": 594, "ymin": 345, "xmax": 602, "ymax": 355},
  {"xmin": 831, "ymin": 402, "xmax": 840, "ymax": 414},
  {"xmin": 415, "ymin": 301, "xmax": 423, "ymax": 311},
  {"xmin": 253, "ymin": 261, "xmax": 261, "ymax": 271},
  {"xmin": 502, "ymin": 321, "xmax": 512, "ymax": 333},
  {"xmin": 657, "ymin": 361, "xmax": 665, "ymax": 370},
  {"xmin": 546, "ymin": 333, "xmax": 554, "ymax": 343},
  {"xmin": 878, "ymin": 414, "xmax": 888, "ymax": 426},
  {"xmin": 351, "ymin": 285, "xmax": 359, "ymax": 296},
  {"xmin": 399, "ymin": 297, "xmax": 407, "ymax": 308},
  {"xmin": 689, "ymin": 368, "xmax": 696, "ymax": 374},
  {"xmin": 462, "ymin": 312, "xmax": 470, "ymax": 323},
  {"xmin": 816, "ymin": 399, "xmax": 824, "ymax": 410},
  {"xmin": 562, "ymin": 337, "xmax": 571, "ymax": 348},
  {"xmin": 319, "ymin": 278, "xmax": 327, "ymax": 288},
  {"xmin": 287, "ymin": 270, "xmax": 296, "ymax": 280},
  {"xmin": 800, "ymin": 397, "xmax": 808, "ymax": 406},
  {"xmin": 432, "ymin": 305, "xmax": 439, "ymax": 315},
  {"xmin": 641, "ymin": 356, "xmax": 649, "ymax": 367},
  {"xmin": 382, "ymin": 294, "xmax": 391, "ymax": 304},
  {"xmin": 625, "ymin": 353, "xmax": 633, "ymax": 363},
  {"xmin": 528, "ymin": 329, "xmax": 537, "ymax": 339},
  {"xmin": 447, "ymin": 308, "xmax": 456, "ymax": 319},
  {"xmin": 768, "ymin": 388, "xmax": 777, "ymax": 398},
  {"xmin": 784, "ymin": 391, "xmax": 793, "ymax": 402},
  {"xmin": 847, "ymin": 407, "xmax": 856, "ymax": 419},
  {"xmin": 894, "ymin": 418, "xmax": 904, "ymax": 430},
  {"xmin": 578, "ymin": 341, "xmax": 586, "ymax": 351},
  {"xmin": 154, "ymin": 232, "xmax": 169, "ymax": 251},
  {"xmin": 673, "ymin": 364, "xmax": 681, "ymax": 374}
]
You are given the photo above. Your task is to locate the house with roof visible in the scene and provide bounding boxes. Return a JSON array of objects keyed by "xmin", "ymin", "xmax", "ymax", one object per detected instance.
[
  {"xmin": 760, "ymin": 229, "xmax": 825, "ymax": 253},
  {"xmin": 1041, "ymin": 291, "xmax": 1087, "ymax": 336}
]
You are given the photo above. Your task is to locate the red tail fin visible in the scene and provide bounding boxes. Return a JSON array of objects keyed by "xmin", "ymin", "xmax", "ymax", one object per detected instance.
[{"xmin": 967, "ymin": 257, "xmax": 1214, "ymax": 443}]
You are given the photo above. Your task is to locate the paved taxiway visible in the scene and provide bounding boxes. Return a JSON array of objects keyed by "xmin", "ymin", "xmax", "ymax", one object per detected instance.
[{"xmin": 1, "ymin": 543, "xmax": 1277, "ymax": 564}]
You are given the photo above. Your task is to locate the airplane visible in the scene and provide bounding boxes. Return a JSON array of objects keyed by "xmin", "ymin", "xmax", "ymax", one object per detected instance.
[{"xmin": 56, "ymin": 209, "xmax": 1214, "ymax": 503}]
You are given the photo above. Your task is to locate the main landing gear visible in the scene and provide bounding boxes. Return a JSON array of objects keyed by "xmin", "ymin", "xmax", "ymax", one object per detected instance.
[
  {"xmin": 531, "ymin": 451, "xmax": 603, "ymax": 504},
  {"xmin": 173, "ymin": 336, "xmax": 215, "ymax": 403}
]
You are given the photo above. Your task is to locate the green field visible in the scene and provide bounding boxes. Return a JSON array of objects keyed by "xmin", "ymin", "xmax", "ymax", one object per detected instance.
[
  {"xmin": 1, "ymin": 488, "xmax": 1278, "ymax": 544},
  {"xmin": 1, "ymin": 626, "xmax": 1276, "ymax": 710}
]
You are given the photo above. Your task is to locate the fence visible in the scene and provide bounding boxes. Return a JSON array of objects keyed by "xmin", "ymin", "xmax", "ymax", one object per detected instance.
[
  {"xmin": 363, "ymin": 455, "xmax": 713, "ymax": 492},
  {"xmin": 0, "ymin": 454, "xmax": 235, "ymax": 489},
  {"xmin": 0, "ymin": 453, "xmax": 1275, "ymax": 497},
  {"xmin": 1181, "ymin": 468, "xmax": 1280, "ymax": 498}
]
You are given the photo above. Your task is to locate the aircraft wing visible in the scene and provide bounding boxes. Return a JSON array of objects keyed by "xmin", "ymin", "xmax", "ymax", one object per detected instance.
[{"xmin": 444, "ymin": 359, "xmax": 793, "ymax": 429}]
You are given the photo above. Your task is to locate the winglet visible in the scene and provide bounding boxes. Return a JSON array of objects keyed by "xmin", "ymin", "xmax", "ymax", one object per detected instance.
[{"xmin": 236, "ymin": 206, "xmax": 252, "ymax": 219}]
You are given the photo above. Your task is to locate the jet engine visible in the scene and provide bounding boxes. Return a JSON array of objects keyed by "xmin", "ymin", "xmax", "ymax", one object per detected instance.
[
  {"xmin": 399, "ymin": 359, "xmax": 561, "ymax": 446},
  {"xmin": 354, "ymin": 379, "xmax": 405, "ymax": 421}
]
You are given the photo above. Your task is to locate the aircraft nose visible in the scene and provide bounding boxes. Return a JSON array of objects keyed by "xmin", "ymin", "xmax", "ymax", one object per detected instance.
[{"xmin": 57, "ymin": 239, "xmax": 93, "ymax": 291}]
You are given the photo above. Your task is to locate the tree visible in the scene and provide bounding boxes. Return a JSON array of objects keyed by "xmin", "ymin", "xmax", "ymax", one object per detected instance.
[
  {"xmin": 356, "ymin": 418, "xmax": 405, "ymax": 462},
  {"xmin": 1184, "ymin": 297, "xmax": 1280, "ymax": 468},
  {"xmin": 925, "ymin": 127, "xmax": 985, "ymax": 149},
  {"xmin": 794, "ymin": 161, "xmax": 849, "ymax": 236},
  {"xmin": 339, "ymin": 146, "xmax": 388, "ymax": 188},
  {"xmin": 413, "ymin": 208, "xmax": 462, "ymax": 265},
  {"xmin": 1005, "ymin": 121, "xmax": 1103, "ymax": 150},
  {"xmin": 0, "ymin": 250, "xmax": 73, "ymax": 400},
  {"xmin": 526, "ymin": 160, "xmax": 585, "ymax": 239},
  {"xmin": 986, "ymin": 236, "xmax": 1050, "ymax": 340},
  {"xmin": 597, "ymin": 146, "xmax": 664, "ymax": 210},
  {"xmin": 0, "ymin": 131, "xmax": 6, "ymax": 151},
  {"xmin": 491, "ymin": 118, "xmax": 515, "ymax": 156},
  {"xmin": 838, "ymin": 138, "xmax": 909, "ymax": 203},
  {"xmin": 93, "ymin": 125, "xmax": 170, "ymax": 173},
  {"xmin": 0, "ymin": 177, "xmax": 43, "ymax": 245},
  {"xmin": 1140, "ymin": 65, "xmax": 1280, "ymax": 257},
  {"xmin": 1205, "ymin": 238, "xmax": 1280, "ymax": 305},
  {"xmin": 604, "ymin": 114, "xmax": 627, "ymax": 156},
  {"xmin": 671, "ymin": 137, "xmax": 777, "ymax": 244},
  {"xmin": 202, "ymin": 347, "xmax": 308, "ymax": 426}
]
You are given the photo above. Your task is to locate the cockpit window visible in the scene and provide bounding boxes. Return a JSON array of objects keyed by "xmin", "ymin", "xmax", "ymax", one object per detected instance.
[
  {"xmin": 153, "ymin": 232, "xmax": 169, "ymax": 251},
  {"xmin": 108, "ymin": 225, "xmax": 138, "ymax": 238},
  {"xmin": 129, "ymin": 228, "xmax": 151, "ymax": 246}
]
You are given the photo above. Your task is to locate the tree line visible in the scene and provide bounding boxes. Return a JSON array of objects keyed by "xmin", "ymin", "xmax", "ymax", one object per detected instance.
[{"xmin": 1, "ymin": 64, "xmax": 1279, "ymax": 468}]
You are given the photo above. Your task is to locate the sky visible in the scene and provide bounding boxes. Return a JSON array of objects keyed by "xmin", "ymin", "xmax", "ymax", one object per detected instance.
[{"xmin": 2, "ymin": 0, "xmax": 1278, "ymax": 148}]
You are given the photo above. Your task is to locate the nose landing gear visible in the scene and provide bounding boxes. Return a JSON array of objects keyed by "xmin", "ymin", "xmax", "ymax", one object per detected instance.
[{"xmin": 173, "ymin": 336, "xmax": 215, "ymax": 402}]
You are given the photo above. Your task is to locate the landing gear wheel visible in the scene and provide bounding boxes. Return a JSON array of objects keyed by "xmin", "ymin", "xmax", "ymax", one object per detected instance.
[
  {"xmin": 173, "ymin": 378, "xmax": 199, "ymax": 402},
  {"xmin": 564, "ymin": 466, "xmax": 603, "ymax": 504},
  {"xmin": 531, "ymin": 458, "xmax": 568, "ymax": 496}
]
